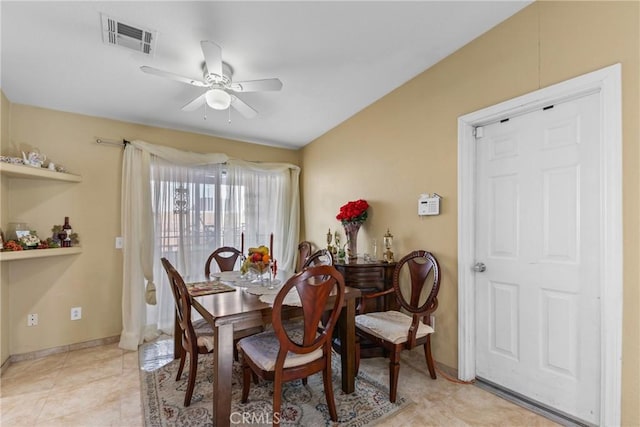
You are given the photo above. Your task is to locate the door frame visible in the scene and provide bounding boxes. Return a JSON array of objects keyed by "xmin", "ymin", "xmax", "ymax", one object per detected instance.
[{"xmin": 457, "ymin": 63, "xmax": 622, "ymax": 426}]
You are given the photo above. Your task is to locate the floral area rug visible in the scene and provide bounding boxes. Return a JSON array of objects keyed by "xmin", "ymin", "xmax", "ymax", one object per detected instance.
[{"xmin": 139, "ymin": 347, "xmax": 409, "ymax": 426}]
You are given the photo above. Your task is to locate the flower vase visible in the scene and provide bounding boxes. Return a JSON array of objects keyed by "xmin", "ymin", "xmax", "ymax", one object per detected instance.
[{"xmin": 343, "ymin": 221, "xmax": 361, "ymax": 263}]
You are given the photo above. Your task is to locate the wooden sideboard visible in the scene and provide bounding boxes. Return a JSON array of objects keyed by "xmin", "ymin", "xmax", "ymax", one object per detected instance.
[
  {"xmin": 334, "ymin": 260, "xmax": 396, "ymax": 311},
  {"xmin": 333, "ymin": 260, "xmax": 397, "ymax": 357}
]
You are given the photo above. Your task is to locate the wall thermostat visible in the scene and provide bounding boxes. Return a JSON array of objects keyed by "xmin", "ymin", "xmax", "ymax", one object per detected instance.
[{"xmin": 418, "ymin": 193, "xmax": 441, "ymax": 216}]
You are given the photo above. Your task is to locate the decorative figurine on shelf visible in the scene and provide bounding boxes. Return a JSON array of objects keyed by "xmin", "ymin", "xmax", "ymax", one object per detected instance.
[
  {"xmin": 383, "ymin": 228, "xmax": 394, "ymax": 263},
  {"xmin": 21, "ymin": 151, "xmax": 46, "ymax": 168}
]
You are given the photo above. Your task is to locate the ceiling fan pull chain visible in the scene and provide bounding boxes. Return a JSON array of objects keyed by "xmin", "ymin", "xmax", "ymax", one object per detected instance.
[
  {"xmin": 203, "ymin": 102, "xmax": 208, "ymax": 121},
  {"xmin": 228, "ymin": 106, "xmax": 232, "ymax": 124}
]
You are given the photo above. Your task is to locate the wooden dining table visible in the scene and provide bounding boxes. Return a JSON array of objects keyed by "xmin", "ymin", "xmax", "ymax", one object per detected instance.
[{"xmin": 174, "ymin": 279, "xmax": 361, "ymax": 427}]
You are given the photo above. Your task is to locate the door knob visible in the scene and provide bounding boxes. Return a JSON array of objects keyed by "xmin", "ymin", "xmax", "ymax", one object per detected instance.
[{"xmin": 473, "ymin": 262, "xmax": 486, "ymax": 272}]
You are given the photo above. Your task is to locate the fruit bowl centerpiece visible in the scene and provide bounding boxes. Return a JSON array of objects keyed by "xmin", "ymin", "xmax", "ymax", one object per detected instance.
[{"xmin": 240, "ymin": 245, "xmax": 272, "ymax": 279}]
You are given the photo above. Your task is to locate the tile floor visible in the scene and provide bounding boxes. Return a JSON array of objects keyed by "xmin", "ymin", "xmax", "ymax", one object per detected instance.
[{"xmin": 0, "ymin": 338, "xmax": 559, "ymax": 426}]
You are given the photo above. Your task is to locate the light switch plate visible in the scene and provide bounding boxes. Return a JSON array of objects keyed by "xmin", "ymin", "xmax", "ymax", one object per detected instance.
[{"xmin": 71, "ymin": 307, "xmax": 82, "ymax": 320}]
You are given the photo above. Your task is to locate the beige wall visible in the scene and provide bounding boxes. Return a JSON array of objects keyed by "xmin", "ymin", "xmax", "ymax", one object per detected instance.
[
  {"xmin": 301, "ymin": 1, "xmax": 638, "ymax": 424},
  {"xmin": 0, "ymin": 104, "xmax": 299, "ymax": 358}
]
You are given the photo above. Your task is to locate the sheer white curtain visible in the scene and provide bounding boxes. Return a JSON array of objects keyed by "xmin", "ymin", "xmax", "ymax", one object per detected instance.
[{"xmin": 118, "ymin": 140, "xmax": 300, "ymax": 350}]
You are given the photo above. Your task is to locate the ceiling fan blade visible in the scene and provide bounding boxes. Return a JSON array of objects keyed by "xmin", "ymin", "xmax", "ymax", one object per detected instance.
[
  {"xmin": 140, "ymin": 66, "xmax": 208, "ymax": 87},
  {"xmin": 201, "ymin": 40, "xmax": 223, "ymax": 77},
  {"xmin": 181, "ymin": 93, "xmax": 207, "ymax": 111},
  {"xmin": 230, "ymin": 78, "xmax": 283, "ymax": 92},
  {"xmin": 231, "ymin": 95, "xmax": 258, "ymax": 119}
]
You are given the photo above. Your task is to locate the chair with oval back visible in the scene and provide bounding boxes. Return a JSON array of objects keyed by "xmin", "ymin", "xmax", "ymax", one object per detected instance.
[
  {"xmin": 204, "ymin": 246, "xmax": 265, "ymax": 361},
  {"xmin": 302, "ymin": 248, "xmax": 333, "ymax": 268},
  {"xmin": 237, "ymin": 265, "xmax": 346, "ymax": 424},
  {"xmin": 354, "ymin": 250, "xmax": 441, "ymax": 402},
  {"xmin": 204, "ymin": 246, "xmax": 243, "ymax": 277},
  {"xmin": 295, "ymin": 241, "xmax": 313, "ymax": 272}
]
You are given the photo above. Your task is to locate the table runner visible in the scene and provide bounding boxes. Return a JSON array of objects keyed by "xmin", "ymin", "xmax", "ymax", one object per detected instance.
[
  {"xmin": 186, "ymin": 281, "xmax": 236, "ymax": 297},
  {"xmin": 214, "ymin": 270, "xmax": 301, "ymax": 304}
]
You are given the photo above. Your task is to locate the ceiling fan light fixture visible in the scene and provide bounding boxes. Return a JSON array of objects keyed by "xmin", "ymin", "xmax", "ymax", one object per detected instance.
[{"xmin": 205, "ymin": 88, "xmax": 231, "ymax": 110}]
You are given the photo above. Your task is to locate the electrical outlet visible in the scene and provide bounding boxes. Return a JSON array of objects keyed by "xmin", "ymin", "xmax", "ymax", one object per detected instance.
[
  {"xmin": 430, "ymin": 314, "xmax": 436, "ymax": 332},
  {"xmin": 27, "ymin": 313, "xmax": 38, "ymax": 326},
  {"xmin": 70, "ymin": 307, "xmax": 82, "ymax": 321},
  {"xmin": 115, "ymin": 236, "xmax": 123, "ymax": 249}
]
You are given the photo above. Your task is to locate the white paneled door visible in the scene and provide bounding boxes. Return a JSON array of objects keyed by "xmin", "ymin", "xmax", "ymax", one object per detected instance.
[{"xmin": 474, "ymin": 92, "xmax": 601, "ymax": 424}]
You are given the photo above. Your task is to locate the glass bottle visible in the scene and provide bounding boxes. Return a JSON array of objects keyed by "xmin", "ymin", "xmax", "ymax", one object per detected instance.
[
  {"xmin": 62, "ymin": 216, "xmax": 72, "ymax": 247},
  {"xmin": 370, "ymin": 239, "xmax": 377, "ymax": 262}
]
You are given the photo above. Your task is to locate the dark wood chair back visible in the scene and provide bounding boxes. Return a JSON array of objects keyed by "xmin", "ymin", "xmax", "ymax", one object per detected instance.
[
  {"xmin": 161, "ymin": 257, "xmax": 213, "ymax": 406},
  {"xmin": 273, "ymin": 265, "xmax": 345, "ymax": 356},
  {"xmin": 238, "ymin": 265, "xmax": 346, "ymax": 423},
  {"xmin": 162, "ymin": 257, "xmax": 198, "ymax": 352},
  {"xmin": 354, "ymin": 250, "xmax": 441, "ymax": 403},
  {"xmin": 295, "ymin": 240, "xmax": 313, "ymax": 272},
  {"xmin": 393, "ymin": 250, "xmax": 441, "ymax": 316},
  {"xmin": 302, "ymin": 248, "xmax": 334, "ymax": 268},
  {"xmin": 204, "ymin": 246, "xmax": 242, "ymax": 276}
]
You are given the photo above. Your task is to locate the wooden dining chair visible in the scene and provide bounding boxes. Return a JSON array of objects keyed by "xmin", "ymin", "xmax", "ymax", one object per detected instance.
[
  {"xmin": 161, "ymin": 257, "xmax": 215, "ymax": 407},
  {"xmin": 302, "ymin": 249, "xmax": 336, "ymax": 333},
  {"xmin": 354, "ymin": 250, "xmax": 441, "ymax": 402},
  {"xmin": 237, "ymin": 265, "xmax": 346, "ymax": 424},
  {"xmin": 295, "ymin": 240, "xmax": 313, "ymax": 272},
  {"xmin": 204, "ymin": 246, "xmax": 242, "ymax": 277},
  {"xmin": 302, "ymin": 248, "xmax": 333, "ymax": 268},
  {"xmin": 204, "ymin": 247, "xmax": 264, "ymax": 361}
]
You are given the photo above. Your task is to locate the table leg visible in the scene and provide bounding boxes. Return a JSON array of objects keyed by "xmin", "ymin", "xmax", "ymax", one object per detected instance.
[
  {"xmin": 338, "ymin": 297, "xmax": 356, "ymax": 393},
  {"xmin": 213, "ymin": 323, "xmax": 234, "ymax": 427}
]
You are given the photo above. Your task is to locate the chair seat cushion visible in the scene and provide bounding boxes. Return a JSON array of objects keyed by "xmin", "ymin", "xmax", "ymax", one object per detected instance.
[
  {"xmin": 355, "ymin": 310, "xmax": 434, "ymax": 344},
  {"xmin": 192, "ymin": 318, "xmax": 214, "ymax": 351},
  {"xmin": 237, "ymin": 326, "xmax": 323, "ymax": 372},
  {"xmin": 193, "ymin": 318, "xmax": 213, "ymax": 333},
  {"xmin": 197, "ymin": 335, "xmax": 215, "ymax": 352}
]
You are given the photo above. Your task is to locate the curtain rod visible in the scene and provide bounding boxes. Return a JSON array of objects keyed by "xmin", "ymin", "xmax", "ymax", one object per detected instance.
[{"xmin": 95, "ymin": 138, "xmax": 130, "ymax": 147}]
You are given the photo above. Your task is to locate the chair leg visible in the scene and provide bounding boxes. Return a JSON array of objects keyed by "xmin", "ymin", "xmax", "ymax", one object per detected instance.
[
  {"xmin": 184, "ymin": 352, "xmax": 198, "ymax": 407},
  {"xmin": 302, "ymin": 377, "xmax": 308, "ymax": 385},
  {"xmin": 388, "ymin": 350, "xmax": 401, "ymax": 403},
  {"xmin": 241, "ymin": 362, "xmax": 252, "ymax": 403},
  {"xmin": 322, "ymin": 362, "xmax": 338, "ymax": 421},
  {"xmin": 175, "ymin": 352, "xmax": 186, "ymax": 381},
  {"xmin": 273, "ymin": 376, "xmax": 283, "ymax": 425},
  {"xmin": 424, "ymin": 336, "xmax": 437, "ymax": 379},
  {"xmin": 355, "ymin": 340, "xmax": 361, "ymax": 376}
]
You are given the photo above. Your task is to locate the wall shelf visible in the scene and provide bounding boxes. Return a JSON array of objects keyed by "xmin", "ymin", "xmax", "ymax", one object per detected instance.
[
  {"xmin": 0, "ymin": 163, "xmax": 81, "ymax": 182},
  {"xmin": 0, "ymin": 247, "xmax": 82, "ymax": 262},
  {"xmin": 1, "ymin": 163, "xmax": 82, "ymax": 261}
]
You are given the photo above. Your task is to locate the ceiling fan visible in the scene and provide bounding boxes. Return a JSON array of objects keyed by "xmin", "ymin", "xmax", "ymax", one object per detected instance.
[{"xmin": 141, "ymin": 40, "xmax": 282, "ymax": 119}]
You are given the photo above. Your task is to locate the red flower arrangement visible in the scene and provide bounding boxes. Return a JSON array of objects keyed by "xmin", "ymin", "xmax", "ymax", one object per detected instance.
[{"xmin": 336, "ymin": 199, "xmax": 369, "ymax": 224}]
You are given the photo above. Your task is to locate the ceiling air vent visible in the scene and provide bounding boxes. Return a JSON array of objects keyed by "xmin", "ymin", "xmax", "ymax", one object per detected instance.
[{"xmin": 101, "ymin": 14, "xmax": 156, "ymax": 55}]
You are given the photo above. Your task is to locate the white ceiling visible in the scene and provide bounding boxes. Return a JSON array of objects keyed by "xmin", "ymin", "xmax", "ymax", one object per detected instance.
[{"xmin": 1, "ymin": 1, "xmax": 531, "ymax": 149}]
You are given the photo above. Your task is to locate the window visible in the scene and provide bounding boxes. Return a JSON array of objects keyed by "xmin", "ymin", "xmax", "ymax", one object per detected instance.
[
  {"xmin": 148, "ymin": 158, "xmax": 289, "ymax": 332},
  {"xmin": 118, "ymin": 140, "xmax": 299, "ymax": 349}
]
